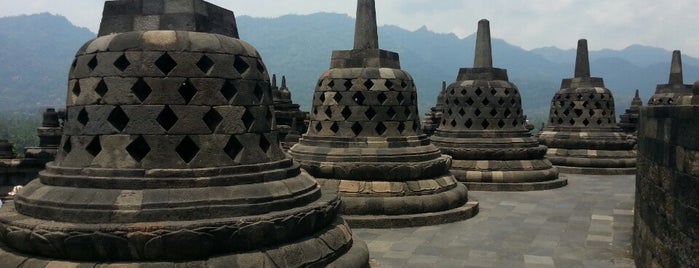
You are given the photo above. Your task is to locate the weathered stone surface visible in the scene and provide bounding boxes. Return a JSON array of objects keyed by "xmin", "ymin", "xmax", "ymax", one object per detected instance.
[
  {"xmin": 421, "ymin": 81, "xmax": 446, "ymax": 136},
  {"xmin": 0, "ymin": 1, "xmax": 369, "ymax": 267},
  {"xmin": 430, "ymin": 20, "xmax": 564, "ymax": 191},
  {"xmin": 538, "ymin": 39, "xmax": 636, "ymax": 174},
  {"xmin": 618, "ymin": 90, "xmax": 643, "ymax": 135},
  {"xmin": 634, "ymin": 87, "xmax": 699, "ymax": 268},
  {"xmin": 291, "ymin": 0, "xmax": 478, "ymax": 228},
  {"xmin": 270, "ymin": 75, "xmax": 309, "ymax": 151},
  {"xmin": 647, "ymin": 50, "xmax": 694, "ymax": 106}
]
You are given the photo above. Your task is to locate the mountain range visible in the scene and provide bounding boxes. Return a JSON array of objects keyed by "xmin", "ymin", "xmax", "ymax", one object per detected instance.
[{"xmin": 1, "ymin": 13, "xmax": 698, "ymax": 124}]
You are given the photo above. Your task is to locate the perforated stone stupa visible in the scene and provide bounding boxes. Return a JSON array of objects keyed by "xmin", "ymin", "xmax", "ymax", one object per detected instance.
[
  {"xmin": 0, "ymin": 1, "xmax": 369, "ymax": 266},
  {"xmin": 430, "ymin": 20, "xmax": 564, "ymax": 191},
  {"xmin": 271, "ymin": 75, "xmax": 308, "ymax": 150},
  {"xmin": 618, "ymin": 90, "xmax": 643, "ymax": 134},
  {"xmin": 290, "ymin": 0, "xmax": 478, "ymax": 228},
  {"xmin": 538, "ymin": 39, "xmax": 636, "ymax": 175},
  {"xmin": 421, "ymin": 81, "xmax": 447, "ymax": 136},
  {"xmin": 648, "ymin": 50, "xmax": 693, "ymax": 106},
  {"xmin": 23, "ymin": 108, "xmax": 64, "ymax": 161}
]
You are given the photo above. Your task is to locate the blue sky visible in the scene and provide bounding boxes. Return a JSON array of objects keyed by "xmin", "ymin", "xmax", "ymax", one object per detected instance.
[{"xmin": 1, "ymin": 0, "xmax": 697, "ymax": 57}]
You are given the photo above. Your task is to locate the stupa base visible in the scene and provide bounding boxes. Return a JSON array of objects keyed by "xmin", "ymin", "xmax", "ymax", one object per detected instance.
[
  {"xmin": 451, "ymin": 167, "xmax": 567, "ymax": 191},
  {"xmin": 343, "ymin": 199, "xmax": 479, "ymax": 228},
  {"xmin": 555, "ymin": 165, "xmax": 636, "ymax": 175},
  {"xmin": 0, "ymin": 220, "xmax": 370, "ymax": 268},
  {"xmin": 464, "ymin": 177, "xmax": 568, "ymax": 191}
]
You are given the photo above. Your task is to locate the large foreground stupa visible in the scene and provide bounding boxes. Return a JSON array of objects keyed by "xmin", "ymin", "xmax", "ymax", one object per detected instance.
[
  {"xmin": 538, "ymin": 39, "xmax": 636, "ymax": 175},
  {"xmin": 430, "ymin": 20, "xmax": 564, "ymax": 191},
  {"xmin": 0, "ymin": 1, "xmax": 369, "ymax": 266},
  {"xmin": 290, "ymin": 0, "xmax": 478, "ymax": 228}
]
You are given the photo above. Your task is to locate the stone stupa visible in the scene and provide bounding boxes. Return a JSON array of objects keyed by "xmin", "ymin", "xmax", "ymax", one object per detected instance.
[
  {"xmin": 421, "ymin": 81, "xmax": 447, "ymax": 136},
  {"xmin": 648, "ymin": 50, "xmax": 693, "ymax": 106},
  {"xmin": 271, "ymin": 75, "xmax": 308, "ymax": 150},
  {"xmin": 0, "ymin": 0, "xmax": 369, "ymax": 266},
  {"xmin": 430, "ymin": 20, "xmax": 565, "ymax": 191},
  {"xmin": 290, "ymin": 0, "xmax": 478, "ymax": 228},
  {"xmin": 618, "ymin": 90, "xmax": 643, "ymax": 134},
  {"xmin": 538, "ymin": 39, "xmax": 636, "ymax": 174},
  {"xmin": 24, "ymin": 108, "xmax": 64, "ymax": 161}
]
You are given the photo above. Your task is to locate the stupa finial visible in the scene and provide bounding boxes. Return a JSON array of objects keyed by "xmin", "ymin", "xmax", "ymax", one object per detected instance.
[
  {"xmin": 575, "ymin": 39, "xmax": 591, "ymax": 78},
  {"xmin": 669, "ymin": 50, "xmax": 683, "ymax": 85},
  {"xmin": 354, "ymin": 0, "xmax": 379, "ymax": 50},
  {"xmin": 473, "ymin": 19, "xmax": 493, "ymax": 68}
]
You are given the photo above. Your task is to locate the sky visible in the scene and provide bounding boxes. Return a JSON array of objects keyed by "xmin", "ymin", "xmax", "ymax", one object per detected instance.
[{"xmin": 1, "ymin": 0, "xmax": 698, "ymax": 57}]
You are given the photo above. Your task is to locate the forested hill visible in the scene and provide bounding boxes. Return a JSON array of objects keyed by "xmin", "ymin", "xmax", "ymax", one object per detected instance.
[{"xmin": 2, "ymin": 12, "xmax": 698, "ymax": 121}]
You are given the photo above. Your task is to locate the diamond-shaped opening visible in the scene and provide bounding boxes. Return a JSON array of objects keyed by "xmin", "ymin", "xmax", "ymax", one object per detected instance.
[
  {"xmin": 504, "ymin": 89, "xmax": 510, "ymax": 95},
  {"xmin": 475, "ymin": 88, "xmax": 483, "ymax": 96},
  {"xmin": 317, "ymin": 80, "xmax": 323, "ymax": 88},
  {"xmin": 126, "ymin": 136, "xmax": 150, "ymax": 162},
  {"xmin": 254, "ymin": 83, "xmax": 265, "ymax": 102},
  {"xmin": 583, "ymin": 119, "xmax": 590, "ymax": 126},
  {"xmin": 398, "ymin": 122, "xmax": 406, "ymax": 133},
  {"xmin": 454, "ymin": 98, "xmax": 460, "ymax": 105},
  {"xmin": 397, "ymin": 93, "xmax": 405, "ymax": 104},
  {"xmin": 86, "ymin": 136, "xmax": 102, "ymax": 157},
  {"xmin": 328, "ymin": 80, "xmax": 335, "ymax": 89},
  {"xmin": 87, "ymin": 55, "xmax": 98, "ymax": 71},
  {"xmin": 319, "ymin": 93, "xmax": 327, "ymax": 102},
  {"xmin": 77, "ymin": 108, "xmax": 89, "ymax": 126},
  {"xmin": 377, "ymin": 92, "xmax": 388, "ymax": 104},
  {"xmin": 233, "ymin": 55, "xmax": 250, "ymax": 74},
  {"xmin": 401, "ymin": 81, "xmax": 408, "ymax": 89},
  {"xmin": 461, "ymin": 89, "xmax": 468, "ymax": 95},
  {"xmin": 353, "ymin": 92, "xmax": 365, "ymax": 105},
  {"xmin": 450, "ymin": 89, "xmax": 456, "ymax": 95},
  {"xmin": 465, "ymin": 119, "xmax": 473, "ymax": 128},
  {"xmin": 474, "ymin": 108, "xmax": 482, "ymax": 116},
  {"xmin": 385, "ymin": 80, "xmax": 394, "ymax": 90},
  {"xmin": 458, "ymin": 108, "xmax": 466, "ymax": 116},
  {"xmin": 341, "ymin": 106, "xmax": 352, "ymax": 119},
  {"xmin": 351, "ymin": 122, "xmax": 363, "ymax": 136},
  {"xmin": 179, "ymin": 80, "xmax": 198, "ymax": 104},
  {"xmin": 582, "ymin": 101, "xmax": 590, "ymax": 108},
  {"xmin": 597, "ymin": 119, "xmax": 603, "ymax": 125},
  {"xmin": 132, "ymin": 78, "xmax": 152, "ymax": 102},
  {"xmin": 600, "ymin": 94, "xmax": 606, "ymax": 100},
  {"xmin": 157, "ymin": 106, "xmax": 178, "ymax": 131},
  {"xmin": 558, "ymin": 118, "xmax": 564, "ymax": 124},
  {"xmin": 203, "ymin": 108, "xmax": 223, "ymax": 133},
  {"xmin": 482, "ymin": 98, "xmax": 490, "ymax": 106},
  {"xmin": 108, "ymin": 106, "xmax": 130, "ymax": 132},
  {"xmin": 569, "ymin": 118, "xmax": 576, "ymax": 125},
  {"xmin": 577, "ymin": 94, "xmax": 584, "ymax": 100},
  {"xmin": 333, "ymin": 92, "xmax": 343, "ymax": 103},
  {"xmin": 491, "ymin": 88, "xmax": 497, "ymax": 95},
  {"xmin": 481, "ymin": 120, "xmax": 490, "ymax": 129},
  {"xmin": 511, "ymin": 99, "xmax": 517, "ymax": 105},
  {"xmin": 404, "ymin": 107, "xmax": 412, "ymax": 118},
  {"xmin": 574, "ymin": 109, "xmax": 583, "ymax": 117},
  {"xmin": 607, "ymin": 119, "xmax": 612, "ymax": 124},
  {"xmin": 447, "ymin": 109, "xmax": 453, "ymax": 116},
  {"xmin": 224, "ymin": 136, "xmax": 242, "ymax": 160},
  {"xmin": 364, "ymin": 79, "xmax": 374, "ymax": 90},
  {"xmin": 602, "ymin": 110, "xmax": 608, "ymax": 116},
  {"xmin": 490, "ymin": 109, "xmax": 498, "ymax": 117},
  {"xmin": 466, "ymin": 98, "xmax": 474, "ymax": 106},
  {"xmin": 589, "ymin": 110, "xmax": 596, "ymax": 116},
  {"xmin": 344, "ymin": 79, "xmax": 353, "ymax": 90},
  {"xmin": 197, "ymin": 55, "xmax": 215, "ymax": 74},
  {"xmin": 365, "ymin": 107, "xmax": 377, "ymax": 120},
  {"xmin": 387, "ymin": 107, "xmax": 396, "ymax": 118},
  {"xmin": 62, "ymin": 138, "xmax": 72, "ymax": 154},
  {"xmin": 259, "ymin": 136, "xmax": 271, "ymax": 154},
  {"xmin": 330, "ymin": 122, "xmax": 339, "ymax": 133},
  {"xmin": 513, "ymin": 120, "xmax": 519, "ymax": 127},
  {"xmin": 498, "ymin": 120, "xmax": 506, "ymax": 129},
  {"xmin": 450, "ymin": 120, "xmax": 457, "ymax": 127},
  {"xmin": 376, "ymin": 122, "xmax": 387, "ymax": 136},
  {"xmin": 95, "ymin": 79, "xmax": 108, "ymax": 97},
  {"xmin": 176, "ymin": 136, "xmax": 199, "ymax": 164},
  {"xmin": 565, "ymin": 95, "xmax": 571, "ymax": 100},
  {"xmin": 241, "ymin": 109, "xmax": 255, "ymax": 131},
  {"xmin": 325, "ymin": 107, "xmax": 333, "ymax": 119},
  {"xmin": 554, "ymin": 110, "xmax": 559, "ymax": 115},
  {"xmin": 563, "ymin": 109, "xmax": 571, "ymax": 116},
  {"xmin": 114, "ymin": 54, "xmax": 130, "ymax": 71},
  {"xmin": 498, "ymin": 98, "xmax": 505, "ymax": 106},
  {"xmin": 220, "ymin": 80, "xmax": 238, "ymax": 102},
  {"xmin": 504, "ymin": 109, "xmax": 512, "ymax": 118},
  {"xmin": 255, "ymin": 59, "xmax": 266, "ymax": 74},
  {"xmin": 315, "ymin": 122, "xmax": 323, "ymax": 132},
  {"xmin": 155, "ymin": 53, "xmax": 177, "ymax": 75},
  {"xmin": 72, "ymin": 80, "xmax": 81, "ymax": 97}
]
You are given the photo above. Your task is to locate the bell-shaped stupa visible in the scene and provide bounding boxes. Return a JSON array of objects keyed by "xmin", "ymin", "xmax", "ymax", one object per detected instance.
[
  {"xmin": 618, "ymin": 90, "xmax": 643, "ymax": 134},
  {"xmin": 430, "ymin": 20, "xmax": 565, "ymax": 191},
  {"xmin": 271, "ymin": 75, "xmax": 308, "ymax": 150},
  {"xmin": 422, "ymin": 81, "xmax": 447, "ymax": 136},
  {"xmin": 538, "ymin": 39, "xmax": 636, "ymax": 174},
  {"xmin": 290, "ymin": 0, "xmax": 478, "ymax": 228},
  {"xmin": 0, "ymin": 1, "xmax": 369, "ymax": 266},
  {"xmin": 648, "ymin": 50, "xmax": 694, "ymax": 106}
]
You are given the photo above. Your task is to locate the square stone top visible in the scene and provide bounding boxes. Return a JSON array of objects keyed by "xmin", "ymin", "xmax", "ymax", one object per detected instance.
[
  {"xmin": 561, "ymin": 77, "xmax": 605, "ymax": 89},
  {"xmin": 330, "ymin": 48, "xmax": 401, "ymax": 69},
  {"xmin": 98, "ymin": 0, "xmax": 238, "ymax": 38},
  {"xmin": 456, "ymin": 68, "xmax": 509, "ymax": 81}
]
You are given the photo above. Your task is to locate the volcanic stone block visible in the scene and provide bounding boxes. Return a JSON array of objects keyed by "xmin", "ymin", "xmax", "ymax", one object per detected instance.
[
  {"xmin": 538, "ymin": 39, "xmax": 636, "ymax": 175},
  {"xmin": 0, "ymin": 1, "xmax": 369, "ymax": 267},
  {"xmin": 430, "ymin": 20, "xmax": 565, "ymax": 191}
]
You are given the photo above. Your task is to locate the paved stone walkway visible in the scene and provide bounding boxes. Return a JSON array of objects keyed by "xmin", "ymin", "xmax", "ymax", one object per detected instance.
[{"xmin": 353, "ymin": 174, "xmax": 636, "ymax": 268}]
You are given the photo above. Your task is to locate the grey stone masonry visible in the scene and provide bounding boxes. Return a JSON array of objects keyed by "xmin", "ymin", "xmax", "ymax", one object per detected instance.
[
  {"xmin": 634, "ymin": 81, "xmax": 699, "ymax": 268},
  {"xmin": 421, "ymin": 81, "xmax": 447, "ymax": 136},
  {"xmin": 271, "ymin": 74, "xmax": 309, "ymax": 151},
  {"xmin": 538, "ymin": 39, "xmax": 636, "ymax": 175},
  {"xmin": 648, "ymin": 50, "xmax": 694, "ymax": 106},
  {"xmin": 0, "ymin": 1, "xmax": 369, "ymax": 267},
  {"xmin": 291, "ymin": 0, "xmax": 478, "ymax": 228},
  {"xmin": 618, "ymin": 90, "xmax": 642, "ymax": 135},
  {"xmin": 24, "ymin": 108, "xmax": 63, "ymax": 161},
  {"xmin": 430, "ymin": 20, "xmax": 565, "ymax": 191}
]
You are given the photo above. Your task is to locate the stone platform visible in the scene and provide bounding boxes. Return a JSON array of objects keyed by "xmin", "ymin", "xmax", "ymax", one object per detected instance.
[{"xmin": 355, "ymin": 174, "xmax": 636, "ymax": 267}]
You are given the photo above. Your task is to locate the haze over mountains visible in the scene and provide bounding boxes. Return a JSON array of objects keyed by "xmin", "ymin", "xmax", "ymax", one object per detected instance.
[{"xmin": 1, "ymin": 13, "xmax": 698, "ymax": 123}]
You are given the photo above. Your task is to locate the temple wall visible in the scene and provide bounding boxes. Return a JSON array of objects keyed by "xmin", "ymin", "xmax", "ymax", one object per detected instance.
[{"xmin": 634, "ymin": 103, "xmax": 699, "ymax": 268}]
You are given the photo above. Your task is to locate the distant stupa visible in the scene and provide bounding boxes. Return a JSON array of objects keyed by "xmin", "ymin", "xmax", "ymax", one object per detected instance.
[
  {"xmin": 648, "ymin": 50, "xmax": 694, "ymax": 106},
  {"xmin": 422, "ymin": 81, "xmax": 447, "ymax": 136}
]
